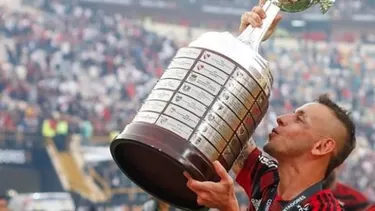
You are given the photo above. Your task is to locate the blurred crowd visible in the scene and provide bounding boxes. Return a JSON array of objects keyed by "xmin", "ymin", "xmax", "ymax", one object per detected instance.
[
  {"xmin": 198, "ymin": 0, "xmax": 375, "ymax": 14},
  {"xmin": 0, "ymin": 0, "xmax": 177, "ymax": 141},
  {"xmin": 254, "ymin": 42, "xmax": 375, "ymax": 148},
  {"xmin": 1, "ymin": 0, "xmax": 375, "ymax": 206},
  {"xmin": 144, "ymin": 0, "xmax": 375, "ymax": 16}
]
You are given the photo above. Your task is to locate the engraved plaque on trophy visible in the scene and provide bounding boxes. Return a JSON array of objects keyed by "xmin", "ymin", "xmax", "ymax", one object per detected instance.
[{"xmin": 110, "ymin": 0, "xmax": 333, "ymax": 209}]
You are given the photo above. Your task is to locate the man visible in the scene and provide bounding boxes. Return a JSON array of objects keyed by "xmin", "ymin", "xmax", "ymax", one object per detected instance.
[
  {"xmin": 186, "ymin": 94, "xmax": 355, "ymax": 211},
  {"xmin": 183, "ymin": 3, "xmax": 356, "ymax": 210},
  {"xmin": 323, "ymin": 169, "xmax": 370, "ymax": 211}
]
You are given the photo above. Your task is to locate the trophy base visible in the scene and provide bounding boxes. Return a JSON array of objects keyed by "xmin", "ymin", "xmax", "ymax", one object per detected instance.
[{"xmin": 110, "ymin": 122, "xmax": 223, "ymax": 210}]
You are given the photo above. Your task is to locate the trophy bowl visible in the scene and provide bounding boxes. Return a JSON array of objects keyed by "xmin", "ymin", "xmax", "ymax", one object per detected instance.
[
  {"xmin": 110, "ymin": 0, "xmax": 333, "ymax": 209},
  {"xmin": 111, "ymin": 34, "xmax": 271, "ymax": 209}
]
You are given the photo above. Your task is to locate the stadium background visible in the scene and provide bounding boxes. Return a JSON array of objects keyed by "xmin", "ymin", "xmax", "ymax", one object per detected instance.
[{"xmin": 0, "ymin": 0, "xmax": 375, "ymax": 210}]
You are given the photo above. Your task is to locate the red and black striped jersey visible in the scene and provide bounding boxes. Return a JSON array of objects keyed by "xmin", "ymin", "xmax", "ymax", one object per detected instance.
[
  {"xmin": 236, "ymin": 148, "xmax": 343, "ymax": 211},
  {"xmin": 332, "ymin": 182, "xmax": 370, "ymax": 211},
  {"xmin": 366, "ymin": 204, "xmax": 375, "ymax": 211}
]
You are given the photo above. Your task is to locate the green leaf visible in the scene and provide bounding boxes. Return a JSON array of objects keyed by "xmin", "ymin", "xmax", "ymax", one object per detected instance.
[{"xmin": 318, "ymin": 0, "xmax": 335, "ymax": 14}]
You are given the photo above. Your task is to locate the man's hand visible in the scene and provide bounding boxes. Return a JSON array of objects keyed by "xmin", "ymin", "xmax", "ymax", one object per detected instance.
[
  {"xmin": 239, "ymin": 0, "xmax": 283, "ymax": 41},
  {"xmin": 184, "ymin": 161, "xmax": 239, "ymax": 211}
]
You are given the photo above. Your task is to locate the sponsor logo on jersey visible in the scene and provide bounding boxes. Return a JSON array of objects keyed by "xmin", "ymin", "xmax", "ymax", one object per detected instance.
[
  {"xmin": 251, "ymin": 198, "xmax": 261, "ymax": 211},
  {"xmin": 258, "ymin": 155, "xmax": 278, "ymax": 168}
]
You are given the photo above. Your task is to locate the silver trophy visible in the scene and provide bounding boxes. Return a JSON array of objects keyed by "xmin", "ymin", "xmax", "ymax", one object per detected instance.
[{"xmin": 110, "ymin": 0, "xmax": 334, "ymax": 210}]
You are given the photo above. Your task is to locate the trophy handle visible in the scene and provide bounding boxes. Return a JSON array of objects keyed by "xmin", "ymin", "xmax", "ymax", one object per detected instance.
[{"xmin": 237, "ymin": 0, "xmax": 280, "ymax": 52}]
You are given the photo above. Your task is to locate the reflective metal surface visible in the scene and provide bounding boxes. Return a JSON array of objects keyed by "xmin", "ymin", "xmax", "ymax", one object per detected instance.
[{"xmin": 131, "ymin": 36, "xmax": 272, "ymax": 168}]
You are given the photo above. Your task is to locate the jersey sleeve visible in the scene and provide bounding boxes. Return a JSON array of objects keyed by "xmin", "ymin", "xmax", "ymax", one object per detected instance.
[
  {"xmin": 366, "ymin": 204, "xmax": 375, "ymax": 211},
  {"xmin": 235, "ymin": 148, "xmax": 279, "ymax": 200},
  {"xmin": 334, "ymin": 182, "xmax": 370, "ymax": 211},
  {"xmin": 310, "ymin": 191, "xmax": 345, "ymax": 211}
]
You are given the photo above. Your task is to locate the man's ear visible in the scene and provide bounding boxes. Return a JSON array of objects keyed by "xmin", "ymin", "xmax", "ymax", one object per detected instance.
[{"xmin": 311, "ymin": 138, "xmax": 336, "ymax": 156}]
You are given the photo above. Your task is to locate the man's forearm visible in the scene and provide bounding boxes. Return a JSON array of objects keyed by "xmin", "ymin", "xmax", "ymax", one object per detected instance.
[
  {"xmin": 231, "ymin": 138, "xmax": 257, "ymax": 176},
  {"xmin": 221, "ymin": 197, "xmax": 240, "ymax": 211}
]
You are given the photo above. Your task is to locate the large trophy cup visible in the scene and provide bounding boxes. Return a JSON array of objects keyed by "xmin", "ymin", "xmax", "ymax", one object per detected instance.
[{"xmin": 110, "ymin": 0, "xmax": 333, "ymax": 209}]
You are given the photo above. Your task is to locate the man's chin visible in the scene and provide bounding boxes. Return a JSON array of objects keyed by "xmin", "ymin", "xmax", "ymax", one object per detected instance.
[{"xmin": 263, "ymin": 142, "xmax": 275, "ymax": 156}]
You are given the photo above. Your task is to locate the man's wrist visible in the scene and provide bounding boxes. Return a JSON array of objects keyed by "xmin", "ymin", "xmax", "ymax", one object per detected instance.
[
  {"xmin": 232, "ymin": 138, "xmax": 256, "ymax": 176},
  {"xmin": 222, "ymin": 197, "xmax": 239, "ymax": 211}
]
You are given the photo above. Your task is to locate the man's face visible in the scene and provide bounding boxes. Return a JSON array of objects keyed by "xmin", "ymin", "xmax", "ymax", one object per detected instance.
[{"xmin": 263, "ymin": 102, "xmax": 338, "ymax": 160}]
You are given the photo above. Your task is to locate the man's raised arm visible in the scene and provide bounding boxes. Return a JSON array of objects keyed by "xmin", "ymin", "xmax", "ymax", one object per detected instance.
[{"xmin": 231, "ymin": 138, "xmax": 257, "ymax": 177}]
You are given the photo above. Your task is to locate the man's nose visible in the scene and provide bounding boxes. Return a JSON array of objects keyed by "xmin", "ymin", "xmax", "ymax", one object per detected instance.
[{"xmin": 276, "ymin": 114, "xmax": 292, "ymax": 126}]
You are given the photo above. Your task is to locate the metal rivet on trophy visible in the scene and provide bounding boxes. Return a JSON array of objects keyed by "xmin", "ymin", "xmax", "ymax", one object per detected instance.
[{"xmin": 110, "ymin": 0, "xmax": 334, "ymax": 210}]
